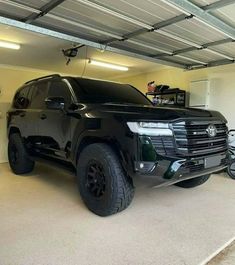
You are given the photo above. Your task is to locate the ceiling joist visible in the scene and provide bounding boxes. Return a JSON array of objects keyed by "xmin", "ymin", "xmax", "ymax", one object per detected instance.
[
  {"xmin": 202, "ymin": 0, "xmax": 235, "ymax": 12},
  {"xmin": 23, "ymin": 0, "xmax": 66, "ymax": 23},
  {"xmin": 103, "ymin": 14, "xmax": 193, "ymax": 45},
  {"xmin": 187, "ymin": 58, "xmax": 235, "ymax": 70},
  {"xmin": 154, "ymin": 38, "xmax": 234, "ymax": 57}
]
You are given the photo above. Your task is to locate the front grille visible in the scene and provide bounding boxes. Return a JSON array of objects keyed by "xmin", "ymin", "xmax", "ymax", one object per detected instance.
[
  {"xmin": 172, "ymin": 120, "xmax": 228, "ymax": 157},
  {"xmin": 149, "ymin": 136, "xmax": 176, "ymax": 156}
]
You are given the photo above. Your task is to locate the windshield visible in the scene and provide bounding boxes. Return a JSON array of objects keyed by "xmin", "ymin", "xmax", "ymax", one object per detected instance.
[{"xmin": 73, "ymin": 78, "xmax": 152, "ymax": 105}]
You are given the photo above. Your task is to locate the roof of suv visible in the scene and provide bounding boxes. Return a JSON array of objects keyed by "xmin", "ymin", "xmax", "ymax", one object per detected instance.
[
  {"xmin": 25, "ymin": 74, "xmax": 61, "ymax": 84},
  {"xmin": 25, "ymin": 74, "xmax": 122, "ymax": 86}
]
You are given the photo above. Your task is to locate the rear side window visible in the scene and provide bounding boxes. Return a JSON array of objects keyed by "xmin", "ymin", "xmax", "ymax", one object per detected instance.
[
  {"xmin": 48, "ymin": 80, "xmax": 72, "ymax": 107},
  {"xmin": 30, "ymin": 81, "xmax": 49, "ymax": 109},
  {"xmin": 13, "ymin": 86, "xmax": 30, "ymax": 109}
]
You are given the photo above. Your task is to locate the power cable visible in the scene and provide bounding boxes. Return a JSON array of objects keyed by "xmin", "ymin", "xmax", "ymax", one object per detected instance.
[{"xmin": 81, "ymin": 46, "xmax": 88, "ymax": 78}]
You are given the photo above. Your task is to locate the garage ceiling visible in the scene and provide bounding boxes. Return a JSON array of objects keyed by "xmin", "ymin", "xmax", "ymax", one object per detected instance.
[
  {"xmin": 0, "ymin": 24, "xmax": 167, "ymax": 79},
  {"xmin": 0, "ymin": 0, "xmax": 234, "ymax": 70}
]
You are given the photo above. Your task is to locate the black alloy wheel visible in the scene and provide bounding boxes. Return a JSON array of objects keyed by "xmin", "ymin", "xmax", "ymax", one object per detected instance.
[
  {"xmin": 86, "ymin": 161, "xmax": 106, "ymax": 198},
  {"xmin": 77, "ymin": 143, "xmax": 134, "ymax": 216}
]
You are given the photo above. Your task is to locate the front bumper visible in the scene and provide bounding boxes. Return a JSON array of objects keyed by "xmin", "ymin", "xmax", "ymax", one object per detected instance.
[{"xmin": 134, "ymin": 152, "xmax": 228, "ymax": 187}]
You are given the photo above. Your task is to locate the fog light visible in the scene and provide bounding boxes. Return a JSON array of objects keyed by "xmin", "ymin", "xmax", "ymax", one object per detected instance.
[{"xmin": 135, "ymin": 161, "xmax": 156, "ymax": 173}]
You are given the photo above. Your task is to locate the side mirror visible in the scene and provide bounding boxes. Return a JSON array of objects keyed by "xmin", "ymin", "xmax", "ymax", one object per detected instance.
[{"xmin": 45, "ymin": 97, "xmax": 65, "ymax": 110}]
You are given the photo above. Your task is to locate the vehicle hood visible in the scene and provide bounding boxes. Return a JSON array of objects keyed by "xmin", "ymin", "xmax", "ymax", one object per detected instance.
[{"xmin": 98, "ymin": 103, "xmax": 226, "ymax": 122}]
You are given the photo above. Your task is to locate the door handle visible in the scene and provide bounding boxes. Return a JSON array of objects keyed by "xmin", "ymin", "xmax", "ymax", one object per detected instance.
[
  {"xmin": 40, "ymin": 113, "xmax": 47, "ymax": 120},
  {"xmin": 19, "ymin": 113, "xmax": 25, "ymax": 117}
]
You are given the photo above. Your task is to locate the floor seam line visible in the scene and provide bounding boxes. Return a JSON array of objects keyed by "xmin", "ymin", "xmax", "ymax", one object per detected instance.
[{"xmin": 198, "ymin": 236, "xmax": 235, "ymax": 265}]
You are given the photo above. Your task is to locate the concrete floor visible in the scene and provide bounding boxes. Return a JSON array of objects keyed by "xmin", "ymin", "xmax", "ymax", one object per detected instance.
[{"xmin": 0, "ymin": 162, "xmax": 235, "ymax": 265}]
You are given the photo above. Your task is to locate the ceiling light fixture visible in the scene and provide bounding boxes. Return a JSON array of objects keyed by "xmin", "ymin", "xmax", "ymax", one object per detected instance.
[
  {"xmin": 0, "ymin": 40, "xmax": 20, "ymax": 50},
  {"xmin": 88, "ymin": 59, "xmax": 129, "ymax": 71}
]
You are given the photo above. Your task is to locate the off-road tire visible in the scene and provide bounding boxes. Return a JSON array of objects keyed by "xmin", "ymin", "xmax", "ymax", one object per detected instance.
[
  {"xmin": 77, "ymin": 143, "xmax": 134, "ymax": 216},
  {"xmin": 8, "ymin": 133, "xmax": 35, "ymax": 174},
  {"xmin": 175, "ymin": 174, "xmax": 211, "ymax": 188}
]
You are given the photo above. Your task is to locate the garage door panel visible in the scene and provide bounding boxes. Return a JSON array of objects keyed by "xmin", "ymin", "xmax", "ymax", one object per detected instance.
[
  {"xmin": 0, "ymin": 2, "xmax": 32, "ymax": 19},
  {"xmin": 50, "ymin": 0, "xmax": 141, "ymax": 36},
  {"xmin": 134, "ymin": 32, "xmax": 189, "ymax": 51},
  {"xmin": 162, "ymin": 18, "xmax": 226, "ymax": 45},
  {"xmin": 35, "ymin": 16, "xmax": 111, "ymax": 43},
  {"xmin": 156, "ymin": 55, "xmax": 192, "ymax": 65},
  {"xmin": 90, "ymin": 0, "xmax": 182, "ymax": 25},
  {"xmin": 212, "ymin": 4, "xmax": 235, "ymax": 28},
  {"xmin": 111, "ymin": 42, "xmax": 158, "ymax": 56},
  {"xmin": 211, "ymin": 42, "xmax": 235, "ymax": 57},
  {"xmin": 182, "ymin": 49, "xmax": 225, "ymax": 62},
  {"xmin": 13, "ymin": 0, "xmax": 51, "ymax": 9}
]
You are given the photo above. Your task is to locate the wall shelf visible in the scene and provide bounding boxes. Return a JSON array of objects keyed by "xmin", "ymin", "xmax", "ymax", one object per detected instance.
[{"xmin": 146, "ymin": 88, "xmax": 186, "ymax": 107}]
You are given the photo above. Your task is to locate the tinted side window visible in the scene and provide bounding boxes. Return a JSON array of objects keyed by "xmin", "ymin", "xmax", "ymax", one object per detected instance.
[
  {"xmin": 30, "ymin": 81, "xmax": 49, "ymax": 109},
  {"xmin": 48, "ymin": 80, "xmax": 72, "ymax": 107},
  {"xmin": 13, "ymin": 86, "xmax": 30, "ymax": 109}
]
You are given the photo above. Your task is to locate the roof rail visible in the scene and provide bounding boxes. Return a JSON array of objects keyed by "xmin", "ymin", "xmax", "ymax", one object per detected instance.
[{"xmin": 25, "ymin": 74, "xmax": 61, "ymax": 84}]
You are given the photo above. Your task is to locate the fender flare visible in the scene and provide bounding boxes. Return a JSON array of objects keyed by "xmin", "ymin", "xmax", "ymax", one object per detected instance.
[{"xmin": 72, "ymin": 132, "xmax": 131, "ymax": 177}]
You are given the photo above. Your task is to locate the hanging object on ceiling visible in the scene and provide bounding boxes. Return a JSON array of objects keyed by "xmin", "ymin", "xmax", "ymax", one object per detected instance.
[{"xmin": 62, "ymin": 44, "xmax": 85, "ymax": 65}]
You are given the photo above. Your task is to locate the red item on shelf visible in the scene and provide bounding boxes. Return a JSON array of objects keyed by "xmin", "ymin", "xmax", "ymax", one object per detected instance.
[{"xmin": 147, "ymin": 81, "xmax": 156, "ymax": 92}]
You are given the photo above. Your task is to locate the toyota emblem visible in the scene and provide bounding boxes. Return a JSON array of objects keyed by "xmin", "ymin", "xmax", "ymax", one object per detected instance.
[{"xmin": 206, "ymin": 124, "xmax": 217, "ymax": 137}]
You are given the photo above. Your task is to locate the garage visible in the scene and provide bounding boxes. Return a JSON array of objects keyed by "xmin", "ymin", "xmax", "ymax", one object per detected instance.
[{"xmin": 0, "ymin": 0, "xmax": 235, "ymax": 264}]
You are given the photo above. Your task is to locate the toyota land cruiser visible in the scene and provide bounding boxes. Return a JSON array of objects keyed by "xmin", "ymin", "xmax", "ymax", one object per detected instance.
[{"xmin": 7, "ymin": 75, "xmax": 228, "ymax": 216}]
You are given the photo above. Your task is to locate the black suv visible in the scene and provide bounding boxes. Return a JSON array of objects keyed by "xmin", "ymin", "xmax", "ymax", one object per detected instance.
[{"xmin": 7, "ymin": 75, "xmax": 228, "ymax": 216}]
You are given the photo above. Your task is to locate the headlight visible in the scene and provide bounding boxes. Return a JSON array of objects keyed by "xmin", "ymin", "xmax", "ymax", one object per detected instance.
[
  {"xmin": 139, "ymin": 122, "xmax": 169, "ymax": 129},
  {"xmin": 127, "ymin": 122, "xmax": 172, "ymax": 136}
]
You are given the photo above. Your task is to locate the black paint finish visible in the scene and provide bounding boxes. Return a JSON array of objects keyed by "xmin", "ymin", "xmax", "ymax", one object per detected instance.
[{"xmin": 7, "ymin": 76, "xmax": 228, "ymax": 187}]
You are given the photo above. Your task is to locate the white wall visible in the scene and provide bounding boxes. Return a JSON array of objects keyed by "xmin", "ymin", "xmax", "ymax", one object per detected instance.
[{"xmin": 209, "ymin": 72, "xmax": 235, "ymax": 129}]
